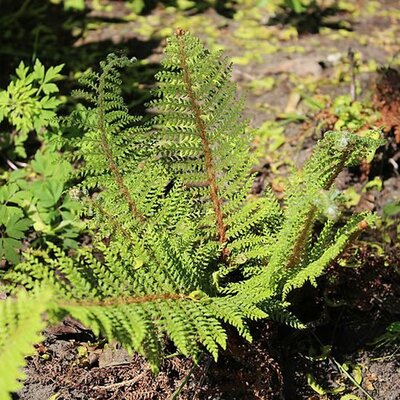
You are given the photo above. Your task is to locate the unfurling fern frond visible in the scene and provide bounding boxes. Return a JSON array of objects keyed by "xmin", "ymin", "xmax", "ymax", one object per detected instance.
[
  {"xmin": 266, "ymin": 131, "xmax": 381, "ymax": 274},
  {"xmin": 0, "ymin": 287, "xmax": 52, "ymax": 400},
  {"xmin": 281, "ymin": 212, "xmax": 378, "ymax": 298},
  {"xmin": 226, "ymin": 130, "xmax": 383, "ymax": 306}
]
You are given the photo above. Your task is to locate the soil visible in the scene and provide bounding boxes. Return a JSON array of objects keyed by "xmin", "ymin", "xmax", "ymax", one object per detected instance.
[
  {"xmin": 5, "ymin": 0, "xmax": 400, "ymax": 399},
  {"xmin": 375, "ymin": 67, "xmax": 400, "ymax": 143}
]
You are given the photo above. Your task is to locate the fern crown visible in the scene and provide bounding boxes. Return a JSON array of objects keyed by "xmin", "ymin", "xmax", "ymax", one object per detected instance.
[{"xmin": 1, "ymin": 31, "xmax": 383, "ymax": 386}]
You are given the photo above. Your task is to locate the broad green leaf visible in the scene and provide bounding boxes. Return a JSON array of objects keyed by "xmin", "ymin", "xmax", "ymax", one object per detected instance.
[
  {"xmin": 352, "ymin": 364, "xmax": 363, "ymax": 385},
  {"xmin": 43, "ymin": 64, "xmax": 64, "ymax": 83},
  {"xmin": 31, "ymin": 150, "xmax": 71, "ymax": 179},
  {"xmin": 383, "ymin": 201, "xmax": 400, "ymax": 217},
  {"xmin": 0, "ymin": 238, "xmax": 21, "ymax": 264},
  {"xmin": 0, "ymin": 204, "xmax": 23, "ymax": 221},
  {"xmin": 33, "ymin": 59, "xmax": 45, "ymax": 81},
  {"xmin": 33, "ymin": 180, "xmax": 64, "ymax": 208},
  {"xmin": 15, "ymin": 61, "xmax": 28, "ymax": 80},
  {"xmin": 0, "ymin": 204, "xmax": 31, "ymax": 263},
  {"xmin": 0, "ymin": 183, "xmax": 20, "ymax": 203},
  {"xmin": 6, "ymin": 214, "xmax": 32, "ymax": 239},
  {"xmin": 42, "ymin": 83, "xmax": 59, "ymax": 95}
]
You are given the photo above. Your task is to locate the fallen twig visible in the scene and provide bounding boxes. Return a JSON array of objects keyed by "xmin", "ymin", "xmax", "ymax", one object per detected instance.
[{"xmin": 93, "ymin": 369, "xmax": 149, "ymax": 391}]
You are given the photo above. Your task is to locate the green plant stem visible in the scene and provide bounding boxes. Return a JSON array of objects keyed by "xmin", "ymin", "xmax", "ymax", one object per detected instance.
[
  {"xmin": 170, "ymin": 354, "xmax": 202, "ymax": 400},
  {"xmin": 0, "ymin": 0, "xmax": 31, "ymax": 24},
  {"xmin": 60, "ymin": 293, "xmax": 189, "ymax": 308},
  {"xmin": 370, "ymin": 345, "xmax": 400, "ymax": 361},
  {"xmin": 311, "ymin": 332, "xmax": 376, "ymax": 400},
  {"xmin": 332, "ymin": 358, "xmax": 375, "ymax": 400}
]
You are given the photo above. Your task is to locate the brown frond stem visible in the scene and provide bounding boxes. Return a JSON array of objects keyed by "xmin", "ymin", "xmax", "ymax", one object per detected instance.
[
  {"xmin": 323, "ymin": 145, "xmax": 354, "ymax": 189},
  {"xmin": 61, "ymin": 293, "xmax": 189, "ymax": 308},
  {"xmin": 286, "ymin": 206, "xmax": 316, "ymax": 269},
  {"xmin": 175, "ymin": 29, "xmax": 227, "ymax": 245}
]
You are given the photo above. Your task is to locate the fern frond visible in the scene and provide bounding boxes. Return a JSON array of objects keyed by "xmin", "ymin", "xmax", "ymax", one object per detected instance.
[
  {"xmin": 223, "ymin": 131, "xmax": 383, "ymax": 319},
  {"xmin": 151, "ymin": 30, "xmax": 257, "ymax": 246},
  {"xmin": 266, "ymin": 131, "xmax": 383, "ymax": 275},
  {"xmin": 59, "ymin": 295, "xmax": 254, "ymax": 371},
  {"xmin": 7, "ymin": 237, "xmax": 258, "ymax": 372},
  {"xmin": 0, "ymin": 287, "xmax": 52, "ymax": 399},
  {"xmin": 65, "ymin": 54, "xmax": 150, "ymax": 224},
  {"xmin": 1, "ymin": 35, "xmax": 385, "ymax": 377},
  {"xmin": 260, "ymin": 299, "xmax": 305, "ymax": 329},
  {"xmin": 281, "ymin": 212, "xmax": 378, "ymax": 298}
]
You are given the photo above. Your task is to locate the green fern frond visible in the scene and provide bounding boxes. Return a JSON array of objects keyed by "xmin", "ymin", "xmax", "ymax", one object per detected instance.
[
  {"xmin": 60, "ymin": 295, "xmax": 249, "ymax": 371},
  {"xmin": 259, "ymin": 299, "xmax": 305, "ymax": 329},
  {"xmin": 64, "ymin": 53, "xmax": 150, "ymax": 225},
  {"xmin": 281, "ymin": 212, "xmax": 378, "ymax": 298},
  {"xmin": 8, "ymin": 238, "xmax": 256, "ymax": 371},
  {"xmin": 222, "ymin": 130, "xmax": 383, "ymax": 324},
  {"xmin": 0, "ymin": 287, "xmax": 52, "ymax": 399},
  {"xmin": 151, "ymin": 30, "xmax": 259, "ymax": 246},
  {"xmin": 266, "ymin": 131, "xmax": 383, "ymax": 276}
]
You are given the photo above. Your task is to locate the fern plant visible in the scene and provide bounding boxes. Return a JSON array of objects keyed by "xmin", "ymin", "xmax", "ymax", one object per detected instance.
[{"xmin": 1, "ymin": 30, "xmax": 383, "ymax": 396}]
